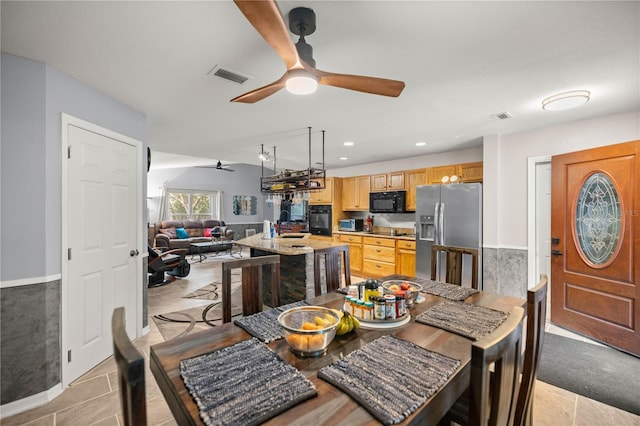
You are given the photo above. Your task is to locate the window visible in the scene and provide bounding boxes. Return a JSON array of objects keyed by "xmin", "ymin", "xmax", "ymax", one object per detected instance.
[{"xmin": 166, "ymin": 190, "xmax": 221, "ymax": 220}]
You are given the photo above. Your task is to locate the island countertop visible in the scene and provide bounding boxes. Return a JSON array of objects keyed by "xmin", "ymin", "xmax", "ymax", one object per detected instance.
[{"xmin": 235, "ymin": 233, "xmax": 346, "ymax": 256}]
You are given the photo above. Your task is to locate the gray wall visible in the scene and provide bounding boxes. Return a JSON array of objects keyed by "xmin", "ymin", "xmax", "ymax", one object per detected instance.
[
  {"xmin": 147, "ymin": 162, "xmax": 270, "ymax": 233},
  {"xmin": 1, "ymin": 52, "xmax": 147, "ymax": 406}
]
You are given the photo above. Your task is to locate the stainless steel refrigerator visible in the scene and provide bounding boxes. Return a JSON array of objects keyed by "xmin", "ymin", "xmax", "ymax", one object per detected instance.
[{"xmin": 415, "ymin": 183, "xmax": 482, "ymax": 289}]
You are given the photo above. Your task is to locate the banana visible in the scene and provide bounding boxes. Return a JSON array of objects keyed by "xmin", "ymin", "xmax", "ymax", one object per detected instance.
[
  {"xmin": 350, "ymin": 315, "xmax": 360, "ymax": 329},
  {"xmin": 314, "ymin": 315, "xmax": 330, "ymax": 327},
  {"xmin": 335, "ymin": 311, "xmax": 359, "ymax": 336}
]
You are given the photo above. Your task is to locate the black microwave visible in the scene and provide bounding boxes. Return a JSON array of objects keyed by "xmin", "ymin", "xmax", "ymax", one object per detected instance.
[{"xmin": 369, "ymin": 191, "xmax": 407, "ymax": 213}]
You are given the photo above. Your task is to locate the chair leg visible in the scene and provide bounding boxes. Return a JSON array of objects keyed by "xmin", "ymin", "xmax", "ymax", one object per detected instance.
[{"xmin": 222, "ymin": 268, "xmax": 233, "ymax": 323}]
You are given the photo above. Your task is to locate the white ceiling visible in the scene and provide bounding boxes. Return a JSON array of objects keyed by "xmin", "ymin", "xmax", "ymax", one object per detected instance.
[{"xmin": 2, "ymin": 1, "xmax": 638, "ymax": 171}]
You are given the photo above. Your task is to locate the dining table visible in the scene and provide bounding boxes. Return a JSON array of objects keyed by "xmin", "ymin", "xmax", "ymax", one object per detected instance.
[{"xmin": 149, "ymin": 274, "xmax": 525, "ymax": 426}]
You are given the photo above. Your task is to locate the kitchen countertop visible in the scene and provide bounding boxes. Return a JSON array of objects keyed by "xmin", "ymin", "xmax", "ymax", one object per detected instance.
[
  {"xmin": 333, "ymin": 230, "xmax": 416, "ymax": 241},
  {"xmin": 235, "ymin": 232, "xmax": 347, "ymax": 255}
]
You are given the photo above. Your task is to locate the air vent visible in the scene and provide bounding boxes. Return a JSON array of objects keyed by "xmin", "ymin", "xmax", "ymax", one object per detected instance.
[
  {"xmin": 208, "ymin": 65, "xmax": 251, "ymax": 85},
  {"xmin": 491, "ymin": 112, "xmax": 513, "ymax": 120}
]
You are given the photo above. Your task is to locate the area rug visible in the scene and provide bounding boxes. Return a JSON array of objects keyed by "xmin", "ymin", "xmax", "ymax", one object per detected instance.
[
  {"xmin": 182, "ymin": 271, "xmax": 241, "ymax": 301},
  {"xmin": 537, "ymin": 332, "xmax": 640, "ymax": 415}
]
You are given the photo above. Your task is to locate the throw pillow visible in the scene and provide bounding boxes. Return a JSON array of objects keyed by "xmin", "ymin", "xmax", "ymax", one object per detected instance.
[
  {"xmin": 204, "ymin": 227, "xmax": 212, "ymax": 237},
  {"xmin": 159, "ymin": 227, "xmax": 177, "ymax": 239},
  {"xmin": 211, "ymin": 226, "xmax": 222, "ymax": 238},
  {"xmin": 176, "ymin": 227, "xmax": 189, "ymax": 239}
]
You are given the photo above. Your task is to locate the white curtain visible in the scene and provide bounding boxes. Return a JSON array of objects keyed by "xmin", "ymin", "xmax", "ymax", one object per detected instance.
[{"xmin": 157, "ymin": 188, "xmax": 168, "ymax": 223}]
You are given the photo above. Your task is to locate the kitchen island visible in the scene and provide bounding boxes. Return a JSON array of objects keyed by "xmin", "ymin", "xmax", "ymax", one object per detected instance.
[{"xmin": 235, "ymin": 233, "xmax": 348, "ymax": 304}]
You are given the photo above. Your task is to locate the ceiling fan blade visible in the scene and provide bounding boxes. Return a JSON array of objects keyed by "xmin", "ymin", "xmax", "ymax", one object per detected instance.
[
  {"xmin": 230, "ymin": 73, "xmax": 287, "ymax": 103},
  {"xmin": 312, "ymin": 68, "xmax": 405, "ymax": 98},
  {"xmin": 233, "ymin": 0, "xmax": 300, "ymax": 69}
]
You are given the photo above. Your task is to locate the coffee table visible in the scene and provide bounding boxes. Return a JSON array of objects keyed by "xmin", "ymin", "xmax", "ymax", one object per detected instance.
[{"xmin": 190, "ymin": 242, "xmax": 214, "ymax": 263}]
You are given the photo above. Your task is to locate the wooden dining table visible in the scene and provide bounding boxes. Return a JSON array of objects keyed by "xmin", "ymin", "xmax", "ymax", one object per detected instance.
[{"xmin": 149, "ymin": 275, "xmax": 524, "ymax": 425}]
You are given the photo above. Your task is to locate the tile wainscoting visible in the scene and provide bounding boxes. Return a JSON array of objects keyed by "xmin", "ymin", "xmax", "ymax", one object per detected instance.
[
  {"xmin": 0, "ymin": 280, "xmax": 61, "ymax": 404},
  {"xmin": 483, "ymin": 246, "xmax": 528, "ymax": 298}
]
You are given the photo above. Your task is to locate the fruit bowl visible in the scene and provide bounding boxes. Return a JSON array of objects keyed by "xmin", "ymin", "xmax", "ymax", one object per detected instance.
[
  {"xmin": 382, "ymin": 280, "xmax": 424, "ymax": 307},
  {"xmin": 277, "ymin": 306, "xmax": 340, "ymax": 357}
]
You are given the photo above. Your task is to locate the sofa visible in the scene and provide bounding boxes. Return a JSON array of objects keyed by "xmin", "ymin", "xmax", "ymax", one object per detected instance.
[{"xmin": 153, "ymin": 220, "xmax": 235, "ymax": 254}]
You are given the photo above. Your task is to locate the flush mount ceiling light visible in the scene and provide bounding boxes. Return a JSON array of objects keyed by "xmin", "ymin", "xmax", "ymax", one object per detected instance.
[
  {"xmin": 343, "ymin": 141, "xmax": 354, "ymax": 146},
  {"xmin": 416, "ymin": 142, "xmax": 427, "ymax": 147},
  {"xmin": 285, "ymin": 69, "xmax": 318, "ymax": 95},
  {"xmin": 542, "ymin": 90, "xmax": 590, "ymax": 111}
]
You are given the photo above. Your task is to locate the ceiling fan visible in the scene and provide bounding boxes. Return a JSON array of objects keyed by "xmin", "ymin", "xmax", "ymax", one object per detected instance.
[
  {"xmin": 231, "ymin": 0, "xmax": 405, "ymax": 103},
  {"xmin": 198, "ymin": 161, "xmax": 234, "ymax": 172}
]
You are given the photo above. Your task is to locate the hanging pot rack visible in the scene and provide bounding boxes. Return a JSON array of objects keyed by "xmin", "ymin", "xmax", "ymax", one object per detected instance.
[{"xmin": 260, "ymin": 127, "xmax": 326, "ymax": 194}]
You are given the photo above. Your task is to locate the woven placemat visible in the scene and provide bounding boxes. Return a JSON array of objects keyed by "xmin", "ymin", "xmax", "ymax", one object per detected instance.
[
  {"xmin": 415, "ymin": 301, "xmax": 508, "ymax": 340},
  {"xmin": 180, "ymin": 338, "xmax": 317, "ymax": 426},
  {"xmin": 412, "ymin": 277, "xmax": 479, "ymax": 301},
  {"xmin": 234, "ymin": 300, "xmax": 308, "ymax": 342},
  {"xmin": 317, "ymin": 335, "xmax": 460, "ymax": 425}
]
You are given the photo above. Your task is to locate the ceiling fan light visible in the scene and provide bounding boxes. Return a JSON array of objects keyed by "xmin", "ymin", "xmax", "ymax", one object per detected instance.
[
  {"xmin": 286, "ymin": 70, "xmax": 318, "ymax": 95},
  {"xmin": 542, "ymin": 90, "xmax": 590, "ymax": 111}
]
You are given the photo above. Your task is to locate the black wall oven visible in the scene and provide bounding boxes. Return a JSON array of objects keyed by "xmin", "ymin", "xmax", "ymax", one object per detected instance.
[{"xmin": 308, "ymin": 205, "xmax": 332, "ymax": 236}]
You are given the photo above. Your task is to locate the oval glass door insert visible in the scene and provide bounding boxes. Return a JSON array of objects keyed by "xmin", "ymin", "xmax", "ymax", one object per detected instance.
[{"xmin": 575, "ymin": 172, "xmax": 622, "ymax": 266}]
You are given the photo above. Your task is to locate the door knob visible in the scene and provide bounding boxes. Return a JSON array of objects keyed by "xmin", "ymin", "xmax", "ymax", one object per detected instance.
[{"xmin": 130, "ymin": 249, "xmax": 139, "ymax": 257}]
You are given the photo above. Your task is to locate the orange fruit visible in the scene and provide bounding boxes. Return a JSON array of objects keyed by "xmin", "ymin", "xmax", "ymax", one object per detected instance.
[
  {"xmin": 308, "ymin": 334, "xmax": 325, "ymax": 351},
  {"xmin": 301, "ymin": 322, "xmax": 320, "ymax": 330},
  {"xmin": 287, "ymin": 333, "xmax": 308, "ymax": 351}
]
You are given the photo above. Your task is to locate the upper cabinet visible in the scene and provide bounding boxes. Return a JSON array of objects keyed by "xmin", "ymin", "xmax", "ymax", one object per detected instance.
[
  {"xmin": 459, "ymin": 162, "xmax": 483, "ymax": 183},
  {"xmin": 428, "ymin": 165, "xmax": 460, "ymax": 184},
  {"xmin": 309, "ymin": 177, "xmax": 334, "ymax": 204},
  {"xmin": 370, "ymin": 171, "xmax": 405, "ymax": 191},
  {"xmin": 405, "ymin": 168, "xmax": 429, "ymax": 211},
  {"xmin": 342, "ymin": 175, "xmax": 370, "ymax": 211}
]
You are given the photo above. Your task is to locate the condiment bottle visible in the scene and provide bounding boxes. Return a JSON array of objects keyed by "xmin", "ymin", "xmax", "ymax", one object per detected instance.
[
  {"xmin": 364, "ymin": 279, "xmax": 379, "ymax": 302},
  {"xmin": 374, "ymin": 297, "xmax": 386, "ymax": 320},
  {"xmin": 363, "ymin": 301, "xmax": 373, "ymax": 320},
  {"xmin": 384, "ymin": 294, "xmax": 396, "ymax": 319}
]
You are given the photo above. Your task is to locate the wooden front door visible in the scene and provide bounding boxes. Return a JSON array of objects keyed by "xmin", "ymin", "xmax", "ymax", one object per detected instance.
[{"xmin": 551, "ymin": 140, "xmax": 639, "ymax": 356}]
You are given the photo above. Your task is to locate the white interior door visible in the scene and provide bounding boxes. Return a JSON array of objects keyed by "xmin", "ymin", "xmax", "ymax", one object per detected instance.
[{"xmin": 64, "ymin": 119, "xmax": 141, "ymax": 384}]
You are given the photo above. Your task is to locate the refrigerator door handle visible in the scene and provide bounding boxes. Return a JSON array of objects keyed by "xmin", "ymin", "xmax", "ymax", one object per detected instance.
[
  {"xmin": 439, "ymin": 202, "xmax": 445, "ymax": 244},
  {"xmin": 434, "ymin": 202, "xmax": 441, "ymax": 245}
]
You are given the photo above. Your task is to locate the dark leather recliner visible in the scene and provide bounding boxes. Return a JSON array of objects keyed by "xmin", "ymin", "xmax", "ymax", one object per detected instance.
[{"xmin": 147, "ymin": 245, "xmax": 190, "ymax": 288}]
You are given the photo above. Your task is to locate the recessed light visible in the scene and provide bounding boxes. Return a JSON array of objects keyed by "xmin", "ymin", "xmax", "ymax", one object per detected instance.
[
  {"xmin": 542, "ymin": 90, "xmax": 590, "ymax": 111},
  {"xmin": 343, "ymin": 141, "xmax": 354, "ymax": 146},
  {"xmin": 339, "ymin": 157, "xmax": 348, "ymax": 160},
  {"xmin": 416, "ymin": 142, "xmax": 427, "ymax": 147}
]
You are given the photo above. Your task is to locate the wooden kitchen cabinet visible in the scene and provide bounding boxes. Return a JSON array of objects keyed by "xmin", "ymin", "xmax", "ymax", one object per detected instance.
[
  {"xmin": 396, "ymin": 239, "xmax": 416, "ymax": 276},
  {"xmin": 340, "ymin": 234, "xmax": 363, "ymax": 274},
  {"xmin": 370, "ymin": 171, "xmax": 405, "ymax": 191},
  {"xmin": 404, "ymin": 168, "xmax": 429, "ymax": 211},
  {"xmin": 459, "ymin": 162, "xmax": 483, "ymax": 182},
  {"xmin": 362, "ymin": 236, "xmax": 396, "ymax": 278},
  {"xmin": 428, "ymin": 165, "xmax": 460, "ymax": 184},
  {"xmin": 342, "ymin": 175, "xmax": 370, "ymax": 210},
  {"xmin": 309, "ymin": 177, "xmax": 333, "ymax": 204}
]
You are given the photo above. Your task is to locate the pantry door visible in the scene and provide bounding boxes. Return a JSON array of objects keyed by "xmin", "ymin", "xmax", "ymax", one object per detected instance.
[{"xmin": 550, "ymin": 140, "xmax": 639, "ymax": 356}]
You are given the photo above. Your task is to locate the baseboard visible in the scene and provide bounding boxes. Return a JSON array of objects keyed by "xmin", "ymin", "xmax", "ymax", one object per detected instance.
[{"xmin": 0, "ymin": 383, "xmax": 63, "ymax": 419}]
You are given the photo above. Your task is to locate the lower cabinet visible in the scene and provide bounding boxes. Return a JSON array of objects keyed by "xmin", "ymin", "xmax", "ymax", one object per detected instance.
[
  {"xmin": 339, "ymin": 234, "xmax": 362, "ymax": 274},
  {"xmin": 396, "ymin": 240, "xmax": 416, "ymax": 276},
  {"xmin": 362, "ymin": 236, "xmax": 396, "ymax": 278}
]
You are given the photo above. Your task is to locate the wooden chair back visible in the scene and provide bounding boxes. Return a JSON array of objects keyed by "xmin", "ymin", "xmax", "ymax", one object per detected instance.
[
  {"xmin": 314, "ymin": 245, "xmax": 351, "ymax": 296},
  {"xmin": 431, "ymin": 244, "xmax": 479, "ymax": 289},
  {"xmin": 514, "ymin": 274, "xmax": 548, "ymax": 426},
  {"xmin": 221, "ymin": 255, "xmax": 281, "ymax": 323},
  {"xmin": 111, "ymin": 307, "xmax": 146, "ymax": 426},
  {"xmin": 469, "ymin": 306, "xmax": 525, "ymax": 426}
]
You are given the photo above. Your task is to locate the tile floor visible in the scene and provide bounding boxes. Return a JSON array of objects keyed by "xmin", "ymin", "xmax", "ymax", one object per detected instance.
[{"xmin": 3, "ymin": 251, "xmax": 639, "ymax": 425}]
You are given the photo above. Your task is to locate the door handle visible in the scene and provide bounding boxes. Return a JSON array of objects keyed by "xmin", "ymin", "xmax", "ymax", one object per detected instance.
[
  {"xmin": 551, "ymin": 249, "xmax": 563, "ymax": 256},
  {"xmin": 129, "ymin": 249, "xmax": 139, "ymax": 257}
]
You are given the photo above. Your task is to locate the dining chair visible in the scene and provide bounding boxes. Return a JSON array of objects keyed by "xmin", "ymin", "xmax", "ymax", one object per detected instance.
[
  {"xmin": 111, "ymin": 307, "xmax": 146, "ymax": 426},
  {"xmin": 220, "ymin": 255, "xmax": 281, "ymax": 323},
  {"xmin": 314, "ymin": 245, "xmax": 351, "ymax": 297},
  {"xmin": 442, "ymin": 305, "xmax": 525, "ymax": 426},
  {"xmin": 431, "ymin": 244, "xmax": 479, "ymax": 289},
  {"xmin": 514, "ymin": 274, "xmax": 548, "ymax": 426}
]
